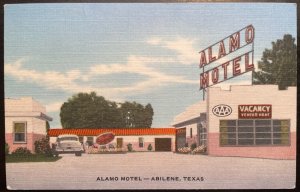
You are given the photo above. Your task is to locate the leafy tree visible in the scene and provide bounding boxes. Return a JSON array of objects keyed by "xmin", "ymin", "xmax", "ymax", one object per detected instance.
[
  {"xmin": 253, "ymin": 34, "xmax": 297, "ymax": 89},
  {"xmin": 144, "ymin": 104, "xmax": 154, "ymax": 128},
  {"xmin": 120, "ymin": 102, "xmax": 154, "ymax": 128},
  {"xmin": 60, "ymin": 92, "xmax": 154, "ymax": 128},
  {"xmin": 60, "ymin": 92, "xmax": 122, "ymax": 128}
]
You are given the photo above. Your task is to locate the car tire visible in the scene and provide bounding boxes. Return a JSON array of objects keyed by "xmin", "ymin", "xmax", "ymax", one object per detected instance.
[{"xmin": 75, "ymin": 152, "xmax": 82, "ymax": 156}]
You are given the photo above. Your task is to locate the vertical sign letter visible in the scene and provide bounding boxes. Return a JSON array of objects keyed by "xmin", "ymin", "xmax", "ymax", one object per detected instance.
[
  {"xmin": 199, "ymin": 51, "xmax": 207, "ymax": 68},
  {"xmin": 229, "ymin": 32, "xmax": 240, "ymax": 53},
  {"xmin": 245, "ymin": 52, "xmax": 254, "ymax": 71},
  {"xmin": 245, "ymin": 25, "xmax": 255, "ymax": 44},
  {"xmin": 233, "ymin": 56, "xmax": 241, "ymax": 76},
  {"xmin": 212, "ymin": 68, "xmax": 219, "ymax": 84}
]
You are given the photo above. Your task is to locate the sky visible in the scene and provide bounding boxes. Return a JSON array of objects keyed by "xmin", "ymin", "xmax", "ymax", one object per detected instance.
[{"xmin": 4, "ymin": 3, "xmax": 297, "ymax": 128}]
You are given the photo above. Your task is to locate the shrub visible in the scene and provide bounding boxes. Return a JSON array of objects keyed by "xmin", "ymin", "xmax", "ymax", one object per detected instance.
[
  {"xmin": 86, "ymin": 141, "xmax": 93, "ymax": 146},
  {"xmin": 147, "ymin": 144, "xmax": 153, "ymax": 151},
  {"xmin": 108, "ymin": 144, "xmax": 115, "ymax": 149},
  {"xmin": 34, "ymin": 138, "xmax": 53, "ymax": 157},
  {"xmin": 5, "ymin": 142, "xmax": 9, "ymax": 155},
  {"xmin": 12, "ymin": 147, "xmax": 32, "ymax": 157},
  {"xmin": 192, "ymin": 145, "xmax": 207, "ymax": 154},
  {"xmin": 127, "ymin": 143, "xmax": 133, "ymax": 152},
  {"xmin": 177, "ymin": 147, "xmax": 191, "ymax": 153},
  {"xmin": 190, "ymin": 143, "xmax": 197, "ymax": 151}
]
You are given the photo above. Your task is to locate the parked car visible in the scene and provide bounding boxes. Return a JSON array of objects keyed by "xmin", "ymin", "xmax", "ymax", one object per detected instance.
[{"xmin": 52, "ymin": 134, "xmax": 84, "ymax": 156}]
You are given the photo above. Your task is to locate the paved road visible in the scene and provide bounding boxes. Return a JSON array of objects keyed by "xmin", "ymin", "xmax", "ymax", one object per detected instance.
[{"xmin": 6, "ymin": 152, "xmax": 296, "ymax": 190}]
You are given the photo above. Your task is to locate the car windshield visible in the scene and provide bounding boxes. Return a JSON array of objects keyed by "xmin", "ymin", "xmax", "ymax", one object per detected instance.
[{"xmin": 58, "ymin": 137, "xmax": 78, "ymax": 142}]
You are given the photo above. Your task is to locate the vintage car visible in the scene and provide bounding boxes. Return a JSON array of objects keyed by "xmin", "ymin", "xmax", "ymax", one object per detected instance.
[{"xmin": 52, "ymin": 134, "xmax": 84, "ymax": 156}]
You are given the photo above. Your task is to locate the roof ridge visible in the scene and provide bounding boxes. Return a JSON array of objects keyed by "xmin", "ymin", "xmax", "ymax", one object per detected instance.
[{"xmin": 48, "ymin": 128, "xmax": 176, "ymax": 137}]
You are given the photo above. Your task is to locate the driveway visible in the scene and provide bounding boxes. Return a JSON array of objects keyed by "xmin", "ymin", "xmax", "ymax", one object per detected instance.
[{"xmin": 6, "ymin": 152, "xmax": 296, "ymax": 190}]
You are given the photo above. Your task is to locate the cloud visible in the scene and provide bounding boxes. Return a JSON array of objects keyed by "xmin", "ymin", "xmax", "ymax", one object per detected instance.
[
  {"xmin": 85, "ymin": 55, "xmax": 197, "ymax": 88},
  {"xmin": 45, "ymin": 101, "xmax": 63, "ymax": 112},
  {"xmin": 5, "ymin": 61, "xmax": 94, "ymax": 93},
  {"xmin": 146, "ymin": 36, "xmax": 199, "ymax": 65},
  {"xmin": 5, "ymin": 37, "xmax": 202, "ymax": 100},
  {"xmin": 146, "ymin": 37, "xmax": 162, "ymax": 45},
  {"xmin": 5, "ymin": 55, "xmax": 197, "ymax": 100}
]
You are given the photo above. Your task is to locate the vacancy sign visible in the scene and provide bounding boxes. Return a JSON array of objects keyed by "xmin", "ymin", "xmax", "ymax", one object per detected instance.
[{"xmin": 238, "ymin": 104, "xmax": 272, "ymax": 119}]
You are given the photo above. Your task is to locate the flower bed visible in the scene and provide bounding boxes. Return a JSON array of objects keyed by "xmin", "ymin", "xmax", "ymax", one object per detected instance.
[
  {"xmin": 177, "ymin": 145, "xmax": 207, "ymax": 154},
  {"xmin": 192, "ymin": 145, "xmax": 207, "ymax": 154},
  {"xmin": 177, "ymin": 147, "xmax": 191, "ymax": 154}
]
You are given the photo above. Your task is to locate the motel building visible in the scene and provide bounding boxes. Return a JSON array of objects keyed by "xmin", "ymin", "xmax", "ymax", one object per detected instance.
[
  {"xmin": 5, "ymin": 97, "xmax": 176, "ymax": 153},
  {"xmin": 48, "ymin": 128, "xmax": 176, "ymax": 152},
  {"xmin": 5, "ymin": 97, "xmax": 53, "ymax": 153},
  {"xmin": 172, "ymin": 84, "xmax": 296, "ymax": 160}
]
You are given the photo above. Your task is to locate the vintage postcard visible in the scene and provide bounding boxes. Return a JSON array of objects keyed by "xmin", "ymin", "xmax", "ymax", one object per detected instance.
[{"xmin": 4, "ymin": 3, "xmax": 297, "ymax": 190}]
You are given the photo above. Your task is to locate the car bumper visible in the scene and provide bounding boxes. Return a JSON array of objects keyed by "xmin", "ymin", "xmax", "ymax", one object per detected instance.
[{"xmin": 54, "ymin": 149, "xmax": 83, "ymax": 154}]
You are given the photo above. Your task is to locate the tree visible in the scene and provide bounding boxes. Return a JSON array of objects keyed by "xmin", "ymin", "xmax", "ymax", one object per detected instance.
[
  {"xmin": 253, "ymin": 34, "xmax": 297, "ymax": 89},
  {"xmin": 120, "ymin": 102, "xmax": 154, "ymax": 128},
  {"xmin": 144, "ymin": 104, "xmax": 154, "ymax": 128},
  {"xmin": 60, "ymin": 92, "xmax": 154, "ymax": 128},
  {"xmin": 60, "ymin": 92, "xmax": 121, "ymax": 128}
]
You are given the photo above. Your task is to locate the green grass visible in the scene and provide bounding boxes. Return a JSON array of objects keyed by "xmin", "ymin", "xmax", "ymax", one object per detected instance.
[{"xmin": 5, "ymin": 154, "xmax": 62, "ymax": 163}]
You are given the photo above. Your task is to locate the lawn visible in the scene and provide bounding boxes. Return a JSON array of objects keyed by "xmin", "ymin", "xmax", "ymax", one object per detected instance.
[{"xmin": 6, "ymin": 154, "xmax": 62, "ymax": 163}]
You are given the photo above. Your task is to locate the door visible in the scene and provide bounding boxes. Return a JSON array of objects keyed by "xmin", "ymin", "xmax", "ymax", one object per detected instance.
[
  {"xmin": 198, "ymin": 123, "xmax": 207, "ymax": 146},
  {"xmin": 116, "ymin": 138, "xmax": 123, "ymax": 148},
  {"xmin": 155, "ymin": 138, "xmax": 172, "ymax": 151},
  {"xmin": 176, "ymin": 128, "xmax": 186, "ymax": 151}
]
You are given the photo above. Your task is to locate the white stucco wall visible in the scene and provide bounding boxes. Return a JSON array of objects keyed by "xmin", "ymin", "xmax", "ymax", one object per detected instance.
[
  {"xmin": 5, "ymin": 97, "xmax": 51, "ymax": 135},
  {"xmin": 49, "ymin": 134, "xmax": 176, "ymax": 151},
  {"xmin": 5, "ymin": 117, "xmax": 33, "ymax": 133},
  {"xmin": 32, "ymin": 118, "xmax": 47, "ymax": 135},
  {"xmin": 114, "ymin": 135, "xmax": 175, "ymax": 142},
  {"xmin": 185, "ymin": 124, "xmax": 198, "ymax": 138},
  {"xmin": 207, "ymin": 85, "xmax": 297, "ymax": 133},
  {"xmin": 5, "ymin": 97, "xmax": 46, "ymax": 113},
  {"xmin": 50, "ymin": 135, "xmax": 175, "ymax": 143},
  {"xmin": 32, "ymin": 99, "xmax": 46, "ymax": 113},
  {"xmin": 172, "ymin": 100, "xmax": 206, "ymax": 126}
]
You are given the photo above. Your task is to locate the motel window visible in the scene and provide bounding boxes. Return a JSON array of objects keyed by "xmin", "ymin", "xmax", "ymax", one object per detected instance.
[
  {"xmin": 139, "ymin": 137, "xmax": 144, "ymax": 148},
  {"xmin": 14, "ymin": 122, "xmax": 27, "ymax": 143},
  {"xmin": 86, "ymin": 136, "xmax": 94, "ymax": 146},
  {"xmin": 220, "ymin": 119, "xmax": 290, "ymax": 146}
]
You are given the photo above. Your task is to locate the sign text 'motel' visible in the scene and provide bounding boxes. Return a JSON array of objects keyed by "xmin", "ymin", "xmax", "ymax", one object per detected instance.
[{"xmin": 199, "ymin": 25, "xmax": 255, "ymax": 90}]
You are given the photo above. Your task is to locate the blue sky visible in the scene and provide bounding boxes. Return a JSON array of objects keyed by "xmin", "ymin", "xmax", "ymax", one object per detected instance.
[{"xmin": 4, "ymin": 3, "xmax": 297, "ymax": 128}]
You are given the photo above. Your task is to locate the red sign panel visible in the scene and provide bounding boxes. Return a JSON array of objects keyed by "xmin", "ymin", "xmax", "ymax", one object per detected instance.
[
  {"xmin": 238, "ymin": 104, "xmax": 272, "ymax": 119},
  {"xmin": 96, "ymin": 132, "xmax": 115, "ymax": 145}
]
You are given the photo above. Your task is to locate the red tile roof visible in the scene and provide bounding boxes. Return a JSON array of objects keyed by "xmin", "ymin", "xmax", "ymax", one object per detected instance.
[{"xmin": 48, "ymin": 128, "xmax": 176, "ymax": 137}]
